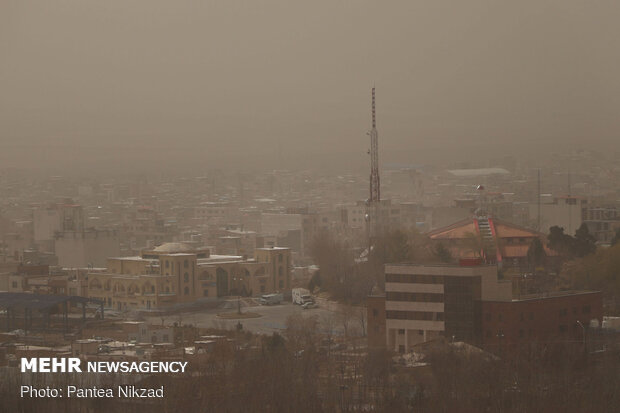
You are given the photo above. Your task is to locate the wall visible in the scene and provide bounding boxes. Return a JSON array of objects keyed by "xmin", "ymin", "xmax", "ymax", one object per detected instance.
[{"xmin": 481, "ymin": 291, "xmax": 603, "ymax": 354}]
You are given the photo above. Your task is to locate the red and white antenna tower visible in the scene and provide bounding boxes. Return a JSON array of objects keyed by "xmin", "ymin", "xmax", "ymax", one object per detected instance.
[{"xmin": 369, "ymin": 87, "xmax": 380, "ymax": 202}]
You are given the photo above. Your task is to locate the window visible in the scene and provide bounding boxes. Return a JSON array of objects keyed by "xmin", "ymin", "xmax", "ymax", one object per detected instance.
[
  {"xmin": 165, "ymin": 261, "xmax": 169, "ymax": 268},
  {"xmin": 418, "ymin": 330, "xmax": 424, "ymax": 335},
  {"xmin": 386, "ymin": 311, "xmax": 440, "ymax": 321},
  {"xmin": 203, "ymin": 290, "xmax": 209, "ymax": 297},
  {"xmin": 279, "ymin": 280, "xmax": 284, "ymax": 289},
  {"xmin": 386, "ymin": 292, "xmax": 444, "ymax": 302},
  {"xmin": 398, "ymin": 329, "xmax": 405, "ymax": 335},
  {"xmin": 372, "ymin": 309, "xmax": 378, "ymax": 317},
  {"xmin": 184, "ymin": 287, "xmax": 189, "ymax": 295},
  {"xmin": 184, "ymin": 272, "xmax": 189, "ymax": 282},
  {"xmin": 11, "ymin": 281, "xmax": 17, "ymax": 288},
  {"xmin": 278, "ymin": 254, "xmax": 283, "ymax": 263},
  {"xmin": 559, "ymin": 325, "xmax": 567, "ymax": 333},
  {"xmin": 184, "ymin": 260, "xmax": 188, "ymax": 268},
  {"xmin": 385, "ymin": 274, "xmax": 443, "ymax": 284},
  {"xmin": 559, "ymin": 308, "xmax": 567, "ymax": 317}
]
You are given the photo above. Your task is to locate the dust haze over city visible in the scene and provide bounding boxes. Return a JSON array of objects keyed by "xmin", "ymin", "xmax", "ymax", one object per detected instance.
[
  {"xmin": 3, "ymin": 1, "xmax": 620, "ymax": 413},
  {"xmin": 3, "ymin": 1, "xmax": 620, "ymax": 174}
]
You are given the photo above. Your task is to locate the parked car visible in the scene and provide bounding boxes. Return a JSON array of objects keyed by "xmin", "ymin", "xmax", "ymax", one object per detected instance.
[{"xmin": 259, "ymin": 293, "xmax": 283, "ymax": 305}]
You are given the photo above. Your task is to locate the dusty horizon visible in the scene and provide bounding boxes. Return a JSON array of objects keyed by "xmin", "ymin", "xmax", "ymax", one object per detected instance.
[{"xmin": 2, "ymin": 1, "xmax": 620, "ymax": 174}]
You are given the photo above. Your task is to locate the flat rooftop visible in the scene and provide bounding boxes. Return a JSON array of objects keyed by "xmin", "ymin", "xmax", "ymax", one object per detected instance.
[{"xmin": 511, "ymin": 290, "xmax": 601, "ymax": 302}]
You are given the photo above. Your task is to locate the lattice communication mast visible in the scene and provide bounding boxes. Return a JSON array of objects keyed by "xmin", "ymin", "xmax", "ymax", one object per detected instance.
[{"xmin": 369, "ymin": 87, "xmax": 380, "ymax": 202}]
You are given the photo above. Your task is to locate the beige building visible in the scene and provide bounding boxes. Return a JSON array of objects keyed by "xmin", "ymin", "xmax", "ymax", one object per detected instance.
[
  {"xmin": 87, "ymin": 242, "xmax": 291, "ymax": 311},
  {"xmin": 384, "ymin": 264, "xmax": 511, "ymax": 353}
]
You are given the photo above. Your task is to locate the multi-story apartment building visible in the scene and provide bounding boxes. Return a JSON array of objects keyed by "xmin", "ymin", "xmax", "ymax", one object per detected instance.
[
  {"xmin": 582, "ymin": 206, "xmax": 620, "ymax": 244},
  {"xmin": 529, "ymin": 195, "xmax": 587, "ymax": 235}
]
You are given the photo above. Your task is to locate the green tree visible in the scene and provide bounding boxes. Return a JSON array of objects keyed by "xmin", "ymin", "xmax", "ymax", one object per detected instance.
[
  {"xmin": 527, "ymin": 237, "xmax": 546, "ymax": 270},
  {"xmin": 548, "ymin": 226, "xmax": 575, "ymax": 258},
  {"xmin": 574, "ymin": 223, "xmax": 597, "ymax": 257},
  {"xmin": 309, "ymin": 229, "xmax": 355, "ymax": 299},
  {"xmin": 562, "ymin": 243, "xmax": 620, "ymax": 312},
  {"xmin": 434, "ymin": 242, "xmax": 453, "ymax": 263},
  {"xmin": 369, "ymin": 229, "xmax": 413, "ymax": 265}
]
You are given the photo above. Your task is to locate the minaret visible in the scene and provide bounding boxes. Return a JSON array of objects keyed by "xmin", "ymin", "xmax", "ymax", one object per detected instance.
[{"xmin": 369, "ymin": 87, "xmax": 380, "ymax": 202}]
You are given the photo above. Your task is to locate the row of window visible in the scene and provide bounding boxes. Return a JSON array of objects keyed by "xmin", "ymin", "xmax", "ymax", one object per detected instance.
[
  {"xmin": 91, "ymin": 283, "xmax": 171, "ymax": 294},
  {"xmin": 397, "ymin": 329, "xmax": 424, "ymax": 336},
  {"xmin": 164, "ymin": 260, "xmax": 192, "ymax": 269},
  {"xmin": 386, "ymin": 274, "xmax": 443, "ymax": 284},
  {"xmin": 386, "ymin": 292, "xmax": 444, "ymax": 303},
  {"xmin": 386, "ymin": 310, "xmax": 444, "ymax": 321}
]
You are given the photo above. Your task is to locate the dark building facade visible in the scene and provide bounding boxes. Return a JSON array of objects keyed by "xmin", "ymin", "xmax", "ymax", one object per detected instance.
[{"xmin": 481, "ymin": 291, "xmax": 603, "ymax": 354}]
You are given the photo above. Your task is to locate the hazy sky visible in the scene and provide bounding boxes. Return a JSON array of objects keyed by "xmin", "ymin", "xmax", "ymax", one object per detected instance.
[{"xmin": 2, "ymin": 1, "xmax": 620, "ymax": 173}]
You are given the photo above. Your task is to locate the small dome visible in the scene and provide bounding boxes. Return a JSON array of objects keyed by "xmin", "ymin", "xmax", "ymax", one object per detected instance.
[{"xmin": 152, "ymin": 242, "xmax": 192, "ymax": 253}]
